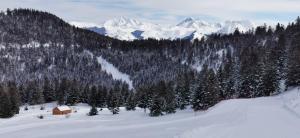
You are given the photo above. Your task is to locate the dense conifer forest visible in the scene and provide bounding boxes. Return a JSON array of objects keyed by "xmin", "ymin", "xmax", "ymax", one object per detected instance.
[{"xmin": 1, "ymin": 9, "xmax": 300, "ymax": 118}]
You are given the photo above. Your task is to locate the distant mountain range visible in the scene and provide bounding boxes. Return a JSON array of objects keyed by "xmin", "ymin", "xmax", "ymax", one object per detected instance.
[{"xmin": 71, "ymin": 17, "xmax": 256, "ymax": 40}]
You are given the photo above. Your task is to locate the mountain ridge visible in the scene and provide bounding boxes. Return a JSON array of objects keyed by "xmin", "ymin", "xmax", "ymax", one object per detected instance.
[{"xmin": 71, "ymin": 17, "xmax": 256, "ymax": 40}]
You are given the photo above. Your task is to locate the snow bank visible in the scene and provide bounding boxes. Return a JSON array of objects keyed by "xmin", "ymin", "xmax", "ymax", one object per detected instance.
[{"xmin": 97, "ymin": 56, "xmax": 133, "ymax": 89}]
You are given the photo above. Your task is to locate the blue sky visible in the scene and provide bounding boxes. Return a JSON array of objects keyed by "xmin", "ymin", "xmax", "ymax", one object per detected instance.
[{"xmin": 0, "ymin": 0, "xmax": 300, "ymax": 25}]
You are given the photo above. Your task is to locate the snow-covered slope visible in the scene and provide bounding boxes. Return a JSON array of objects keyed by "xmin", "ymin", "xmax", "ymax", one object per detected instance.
[
  {"xmin": 80, "ymin": 17, "xmax": 256, "ymax": 41},
  {"xmin": 97, "ymin": 56, "xmax": 133, "ymax": 89},
  {"xmin": 1, "ymin": 88, "xmax": 300, "ymax": 138}
]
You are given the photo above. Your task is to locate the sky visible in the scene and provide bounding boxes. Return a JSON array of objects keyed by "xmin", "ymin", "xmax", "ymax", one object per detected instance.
[{"xmin": 0, "ymin": 0, "xmax": 300, "ymax": 26}]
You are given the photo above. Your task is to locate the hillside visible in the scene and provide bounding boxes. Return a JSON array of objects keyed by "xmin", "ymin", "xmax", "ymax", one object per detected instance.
[
  {"xmin": 0, "ymin": 9, "xmax": 300, "ymax": 123},
  {"xmin": 1, "ymin": 87, "xmax": 300, "ymax": 138}
]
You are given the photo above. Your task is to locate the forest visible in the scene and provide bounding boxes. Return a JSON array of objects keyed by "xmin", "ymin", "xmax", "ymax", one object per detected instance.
[{"xmin": 0, "ymin": 9, "xmax": 300, "ymax": 118}]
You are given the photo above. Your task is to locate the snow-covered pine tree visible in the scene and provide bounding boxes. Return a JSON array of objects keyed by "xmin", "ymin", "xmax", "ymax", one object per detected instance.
[
  {"xmin": 239, "ymin": 47, "xmax": 261, "ymax": 98},
  {"xmin": 258, "ymin": 46, "xmax": 280, "ymax": 96},
  {"xmin": 107, "ymin": 89, "xmax": 120, "ymax": 115},
  {"xmin": 286, "ymin": 34, "xmax": 300, "ymax": 87},
  {"xmin": 175, "ymin": 72, "xmax": 191, "ymax": 110},
  {"xmin": 125, "ymin": 92, "xmax": 136, "ymax": 111},
  {"xmin": 192, "ymin": 65, "xmax": 209, "ymax": 111},
  {"xmin": 202, "ymin": 69, "xmax": 220, "ymax": 109},
  {"xmin": 149, "ymin": 96, "xmax": 164, "ymax": 117},
  {"xmin": 136, "ymin": 85, "xmax": 153, "ymax": 113}
]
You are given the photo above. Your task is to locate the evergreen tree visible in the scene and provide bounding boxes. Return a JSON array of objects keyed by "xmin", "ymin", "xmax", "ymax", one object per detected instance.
[
  {"xmin": 107, "ymin": 89, "xmax": 120, "ymax": 115},
  {"xmin": 136, "ymin": 85, "xmax": 153, "ymax": 113},
  {"xmin": 192, "ymin": 65, "xmax": 208, "ymax": 111},
  {"xmin": 120, "ymin": 84, "xmax": 130, "ymax": 106},
  {"xmin": 239, "ymin": 47, "xmax": 261, "ymax": 98},
  {"xmin": 149, "ymin": 96, "xmax": 164, "ymax": 117},
  {"xmin": 125, "ymin": 92, "xmax": 136, "ymax": 111},
  {"xmin": 18, "ymin": 84, "xmax": 26, "ymax": 104},
  {"xmin": 286, "ymin": 34, "xmax": 300, "ymax": 87},
  {"xmin": 164, "ymin": 83, "xmax": 176, "ymax": 114},
  {"xmin": 175, "ymin": 73, "xmax": 191, "ymax": 110},
  {"xmin": 89, "ymin": 86, "xmax": 98, "ymax": 106},
  {"xmin": 203, "ymin": 69, "xmax": 220, "ymax": 108},
  {"xmin": 277, "ymin": 34, "xmax": 287, "ymax": 80},
  {"xmin": 7, "ymin": 81, "xmax": 20, "ymax": 114},
  {"xmin": 27, "ymin": 81, "xmax": 44, "ymax": 105},
  {"xmin": 0, "ymin": 84, "xmax": 14, "ymax": 118},
  {"xmin": 192, "ymin": 68, "xmax": 219, "ymax": 111},
  {"xmin": 66, "ymin": 79, "xmax": 80, "ymax": 105},
  {"xmin": 43, "ymin": 77, "xmax": 55, "ymax": 102},
  {"xmin": 88, "ymin": 105, "xmax": 98, "ymax": 116},
  {"xmin": 97, "ymin": 86, "xmax": 107, "ymax": 108},
  {"xmin": 57, "ymin": 78, "xmax": 68, "ymax": 105},
  {"xmin": 258, "ymin": 48, "xmax": 280, "ymax": 96},
  {"xmin": 80, "ymin": 84, "xmax": 89, "ymax": 103}
]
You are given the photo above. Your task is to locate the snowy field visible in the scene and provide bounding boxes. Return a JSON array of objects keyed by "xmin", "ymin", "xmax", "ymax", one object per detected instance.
[{"xmin": 1, "ymin": 88, "xmax": 300, "ymax": 138}]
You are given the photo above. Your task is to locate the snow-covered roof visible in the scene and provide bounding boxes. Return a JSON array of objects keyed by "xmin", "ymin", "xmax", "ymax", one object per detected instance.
[{"xmin": 56, "ymin": 106, "xmax": 71, "ymax": 111}]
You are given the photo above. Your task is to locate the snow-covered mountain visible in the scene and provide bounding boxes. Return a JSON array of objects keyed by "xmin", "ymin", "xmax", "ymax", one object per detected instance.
[{"xmin": 72, "ymin": 17, "xmax": 256, "ymax": 41}]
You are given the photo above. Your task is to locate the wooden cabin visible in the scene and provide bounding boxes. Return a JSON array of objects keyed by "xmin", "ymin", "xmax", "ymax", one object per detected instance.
[{"xmin": 52, "ymin": 106, "xmax": 72, "ymax": 115}]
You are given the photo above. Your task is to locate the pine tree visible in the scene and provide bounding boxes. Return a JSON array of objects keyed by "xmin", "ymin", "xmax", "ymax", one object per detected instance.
[
  {"xmin": 27, "ymin": 81, "xmax": 44, "ymax": 105},
  {"xmin": 97, "ymin": 86, "xmax": 107, "ymax": 108},
  {"xmin": 89, "ymin": 86, "xmax": 97, "ymax": 106},
  {"xmin": 107, "ymin": 89, "xmax": 120, "ymax": 115},
  {"xmin": 164, "ymin": 83, "xmax": 176, "ymax": 114},
  {"xmin": 239, "ymin": 47, "xmax": 261, "ymax": 98},
  {"xmin": 149, "ymin": 96, "xmax": 164, "ymax": 117},
  {"xmin": 57, "ymin": 78, "xmax": 68, "ymax": 105},
  {"xmin": 286, "ymin": 34, "xmax": 300, "ymax": 87},
  {"xmin": 66, "ymin": 79, "xmax": 80, "ymax": 105},
  {"xmin": 276, "ymin": 34, "xmax": 287, "ymax": 80},
  {"xmin": 192, "ymin": 68, "xmax": 219, "ymax": 111},
  {"xmin": 136, "ymin": 85, "xmax": 153, "ymax": 113},
  {"xmin": 80, "ymin": 84, "xmax": 89, "ymax": 103},
  {"xmin": 203, "ymin": 69, "xmax": 219, "ymax": 109},
  {"xmin": 217, "ymin": 66, "xmax": 226, "ymax": 100},
  {"xmin": 258, "ymin": 48, "xmax": 280, "ymax": 96},
  {"xmin": 7, "ymin": 81, "xmax": 20, "ymax": 114},
  {"xmin": 0, "ymin": 84, "xmax": 14, "ymax": 118},
  {"xmin": 120, "ymin": 83, "xmax": 130, "ymax": 106},
  {"xmin": 125, "ymin": 92, "xmax": 136, "ymax": 111},
  {"xmin": 175, "ymin": 73, "xmax": 191, "ymax": 110},
  {"xmin": 88, "ymin": 105, "xmax": 98, "ymax": 116},
  {"xmin": 192, "ymin": 65, "xmax": 208, "ymax": 111},
  {"xmin": 18, "ymin": 84, "xmax": 26, "ymax": 104},
  {"xmin": 43, "ymin": 77, "xmax": 55, "ymax": 102}
]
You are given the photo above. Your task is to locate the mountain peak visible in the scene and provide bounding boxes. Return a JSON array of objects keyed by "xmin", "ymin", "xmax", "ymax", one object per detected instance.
[
  {"xmin": 86, "ymin": 17, "xmax": 256, "ymax": 41},
  {"xmin": 177, "ymin": 17, "xmax": 196, "ymax": 27},
  {"xmin": 104, "ymin": 17, "xmax": 143, "ymax": 28},
  {"xmin": 176, "ymin": 18, "xmax": 211, "ymax": 29}
]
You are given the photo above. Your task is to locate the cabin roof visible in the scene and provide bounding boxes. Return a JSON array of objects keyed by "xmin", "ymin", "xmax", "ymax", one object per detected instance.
[{"xmin": 56, "ymin": 106, "xmax": 71, "ymax": 111}]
